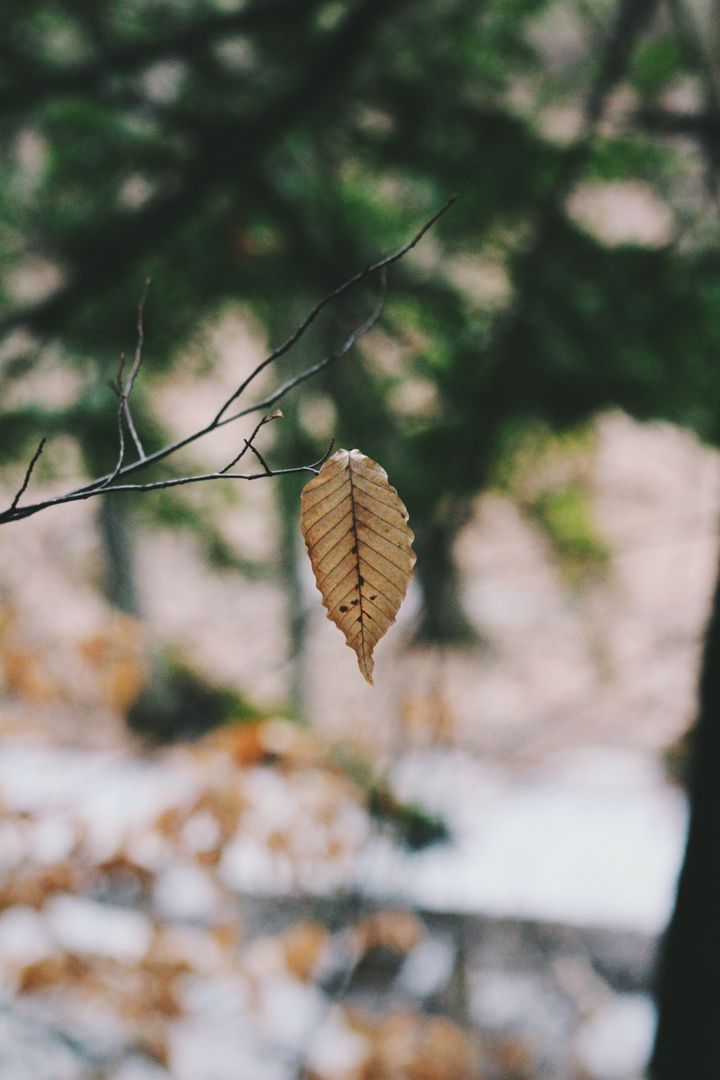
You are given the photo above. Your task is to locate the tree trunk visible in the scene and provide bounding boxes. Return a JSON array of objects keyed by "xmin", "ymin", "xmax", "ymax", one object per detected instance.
[
  {"xmin": 651, "ymin": 559, "xmax": 720, "ymax": 1077},
  {"xmin": 98, "ymin": 496, "xmax": 140, "ymax": 615},
  {"xmin": 271, "ymin": 384, "xmax": 310, "ymax": 720},
  {"xmin": 278, "ymin": 470, "xmax": 309, "ymax": 720},
  {"xmin": 413, "ymin": 507, "xmax": 477, "ymax": 646}
]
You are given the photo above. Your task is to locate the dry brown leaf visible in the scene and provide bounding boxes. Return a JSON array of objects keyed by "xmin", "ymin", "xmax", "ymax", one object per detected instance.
[
  {"xmin": 18, "ymin": 953, "xmax": 90, "ymax": 995},
  {"xmin": 280, "ymin": 920, "xmax": 330, "ymax": 981},
  {"xmin": 346, "ymin": 1009, "xmax": 479, "ymax": 1080},
  {"xmin": 400, "ymin": 692, "xmax": 457, "ymax": 746},
  {"xmin": 301, "ymin": 449, "xmax": 415, "ymax": 683},
  {"xmin": 356, "ymin": 909, "xmax": 425, "ymax": 956},
  {"xmin": 206, "ymin": 721, "xmax": 268, "ymax": 767},
  {"xmin": 2, "ymin": 648, "xmax": 56, "ymax": 702},
  {"xmin": 0, "ymin": 863, "xmax": 81, "ymax": 911}
]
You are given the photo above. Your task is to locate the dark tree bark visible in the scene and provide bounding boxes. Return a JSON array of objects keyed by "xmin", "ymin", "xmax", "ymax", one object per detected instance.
[
  {"xmin": 413, "ymin": 506, "xmax": 477, "ymax": 646},
  {"xmin": 98, "ymin": 497, "xmax": 139, "ymax": 616},
  {"xmin": 651, "ymin": 558, "xmax": 720, "ymax": 1077},
  {"xmin": 276, "ymin": 400, "xmax": 310, "ymax": 720}
]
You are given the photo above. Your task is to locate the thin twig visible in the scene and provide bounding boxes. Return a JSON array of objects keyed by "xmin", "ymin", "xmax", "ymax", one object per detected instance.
[
  {"xmin": 100, "ymin": 274, "xmax": 150, "ymax": 491},
  {"xmin": 219, "ymin": 411, "xmax": 282, "ymax": 474},
  {"xmin": 219, "ymin": 266, "xmax": 389, "ymax": 429},
  {"xmin": 9, "ymin": 438, "xmax": 46, "ymax": 510},
  {"xmin": 245, "ymin": 440, "xmax": 272, "ymax": 475},
  {"xmin": 123, "ymin": 277, "xmax": 151, "ymax": 459},
  {"xmin": 212, "ymin": 200, "xmax": 453, "ymax": 422},
  {"xmin": 100, "ymin": 353, "xmax": 128, "ymax": 489},
  {"xmin": 106, "ymin": 393, "xmax": 127, "ymax": 487}
]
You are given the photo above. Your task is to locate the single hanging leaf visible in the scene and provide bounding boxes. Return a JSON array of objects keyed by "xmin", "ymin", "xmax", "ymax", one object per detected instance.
[{"xmin": 301, "ymin": 449, "xmax": 415, "ymax": 684}]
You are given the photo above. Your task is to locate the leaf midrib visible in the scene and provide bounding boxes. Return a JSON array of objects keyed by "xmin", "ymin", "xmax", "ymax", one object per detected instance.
[{"xmin": 348, "ymin": 454, "xmax": 370, "ymax": 678}]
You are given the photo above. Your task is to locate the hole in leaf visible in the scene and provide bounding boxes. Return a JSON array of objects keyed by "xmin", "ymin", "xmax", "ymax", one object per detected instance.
[{"xmin": 339, "ymin": 605, "xmax": 348, "ymax": 612}]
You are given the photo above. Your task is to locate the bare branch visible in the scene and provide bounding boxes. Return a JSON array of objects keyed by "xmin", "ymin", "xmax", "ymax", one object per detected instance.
[
  {"xmin": 2, "ymin": 271, "xmax": 383, "ymax": 521},
  {"xmin": 2, "ymin": 442, "xmax": 336, "ymax": 524},
  {"xmin": 65, "ymin": 221, "xmax": 396, "ymax": 496},
  {"xmin": 219, "ymin": 266, "xmax": 389, "ymax": 429},
  {"xmin": 0, "ymin": 201, "xmax": 452, "ymax": 527},
  {"xmin": 9, "ymin": 438, "xmax": 46, "ymax": 510}
]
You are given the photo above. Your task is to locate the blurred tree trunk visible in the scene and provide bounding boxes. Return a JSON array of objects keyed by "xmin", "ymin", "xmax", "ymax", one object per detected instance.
[
  {"xmin": 98, "ymin": 496, "xmax": 139, "ymax": 615},
  {"xmin": 87, "ymin": 448, "xmax": 240, "ymax": 741},
  {"xmin": 274, "ymin": 391, "xmax": 310, "ymax": 720},
  {"xmin": 83, "ymin": 434, "xmax": 141, "ymax": 616},
  {"xmin": 278, "ymin": 468, "xmax": 309, "ymax": 719},
  {"xmin": 651, "ymin": 558, "xmax": 720, "ymax": 1077},
  {"xmin": 413, "ymin": 504, "xmax": 477, "ymax": 645}
]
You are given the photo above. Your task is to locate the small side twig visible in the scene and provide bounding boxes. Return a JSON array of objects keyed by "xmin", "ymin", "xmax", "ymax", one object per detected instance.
[
  {"xmin": 219, "ymin": 411, "xmax": 282, "ymax": 475},
  {"xmin": 123, "ymin": 278, "xmax": 150, "ymax": 459},
  {"xmin": 101, "ymin": 353, "xmax": 128, "ymax": 489},
  {"xmin": 245, "ymin": 440, "xmax": 272, "ymax": 475},
  {"xmin": 220, "ymin": 266, "xmax": 389, "ymax": 429},
  {"xmin": 2, "ymin": 440, "xmax": 337, "ymax": 523},
  {"xmin": 9, "ymin": 438, "xmax": 46, "ymax": 510},
  {"xmin": 100, "ymin": 278, "xmax": 151, "ymax": 489}
]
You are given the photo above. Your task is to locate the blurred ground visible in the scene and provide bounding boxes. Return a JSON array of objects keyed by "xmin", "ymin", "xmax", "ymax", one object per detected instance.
[{"xmin": 0, "ymin": 408, "xmax": 716, "ymax": 1079}]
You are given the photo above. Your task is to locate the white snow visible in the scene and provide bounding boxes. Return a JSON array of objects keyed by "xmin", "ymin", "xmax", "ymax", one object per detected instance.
[
  {"xmin": 168, "ymin": 1018, "xmax": 289, "ymax": 1080},
  {"xmin": 45, "ymin": 895, "xmax": 153, "ymax": 961},
  {"xmin": 398, "ymin": 934, "xmax": 457, "ymax": 998},
  {"xmin": 307, "ymin": 1006, "xmax": 369, "ymax": 1077},
  {"xmin": 153, "ymin": 863, "xmax": 224, "ymax": 921},
  {"xmin": 363, "ymin": 747, "xmax": 687, "ymax": 933},
  {"xmin": 109, "ymin": 1060, "xmax": 170, "ymax": 1080},
  {"xmin": 0, "ymin": 741, "xmax": 688, "ymax": 933},
  {"xmin": 573, "ymin": 993, "xmax": 656, "ymax": 1078},
  {"xmin": 0, "ymin": 907, "xmax": 56, "ymax": 969}
]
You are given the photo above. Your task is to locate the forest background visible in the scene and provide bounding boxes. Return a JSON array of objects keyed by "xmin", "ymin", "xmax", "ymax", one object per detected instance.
[{"xmin": 1, "ymin": 0, "xmax": 720, "ymax": 1077}]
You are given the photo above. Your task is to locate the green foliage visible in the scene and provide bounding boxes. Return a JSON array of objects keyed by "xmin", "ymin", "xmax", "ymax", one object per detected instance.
[
  {"xmin": 127, "ymin": 651, "xmax": 264, "ymax": 742},
  {"xmin": 336, "ymin": 743, "xmax": 450, "ymax": 850},
  {"xmin": 144, "ymin": 484, "xmax": 271, "ymax": 577},
  {"xmin": 630, "ymin": 33, "xmax": 687, "ymax": 98},
  {"xmin": 368, "ymin": 784, "xmax": 451, "ymax": 851},
  {"xmin": 530, "ymin": 483, "xmax": 611, "ymax": 582},
  {"xmin": 493, "ymin": 420, "xmax": 610, "ymax": 582}
]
